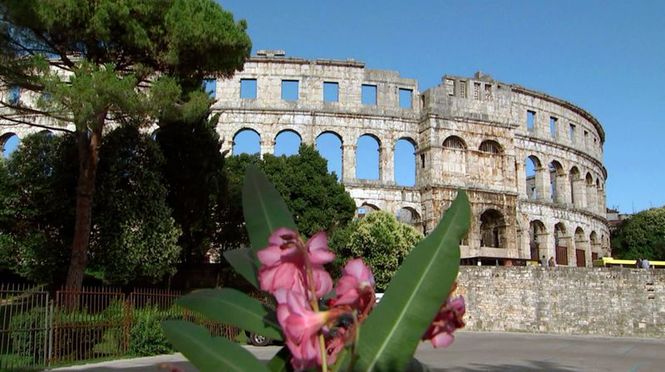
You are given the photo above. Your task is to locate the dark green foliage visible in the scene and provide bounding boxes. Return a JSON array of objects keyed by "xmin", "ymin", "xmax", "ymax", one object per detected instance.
[
  {"xmin": 329, "ymin": 211, "xmax": 423, "ymax": 291},
  {"xmin": 223, "ymin": 145, "xmax": 356, "ymax": 249},
  {"xmin": 8, "ymin": 307, "xmax": 47, "ymax": 363},
  {"xmin": 129, "ymin": 307, "xmax": 174, "ymax": 356},
  {"xmin": 0, "ymin": 133, "xmax": 77, "ymax": 283},
  {"xmin": 611, "ymin": 207, "xmax": 665, "ymax": 260},
  {"xmin": 92, "ymin": 126, "xmax": 181, "ymax": 284},
  {"xmin": 156, "ymin": 114, "xmax": 226, "ymax": 263}
]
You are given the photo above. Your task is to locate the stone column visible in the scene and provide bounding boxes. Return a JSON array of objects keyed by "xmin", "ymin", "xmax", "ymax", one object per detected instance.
[
  {"xmin": 342, "ymin": 144, "xmax": 356, "ymax": 182},
  {"xmin": 572, "ymin": 178, "xmax": 585, "ymax": 209},
  {"xmin": 516, "ymin": 160, "xmax": 527, "ymax": 199},
  {"xmin": 535, "ymin": 167, "xmax": 549, "ymax": 201},
  {"xmin": 556, "ymin": 174, "xmax": 568, "ymax": 205},
  {"xmin": 260, "ymin": 140, "xmax": 274, "ymax": 159},
  {"xmin": 586, "ymin": 184, "xmax": 597, "ymax": 213},
  {"xmin": 381, "ymin": 142, "xmax": 394, "ymax": 185}
]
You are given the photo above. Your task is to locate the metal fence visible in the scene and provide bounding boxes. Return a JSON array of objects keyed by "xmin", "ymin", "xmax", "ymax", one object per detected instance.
[{"xmin": 0, "ymin": 284, "xmax": 239, "ymax": 370}]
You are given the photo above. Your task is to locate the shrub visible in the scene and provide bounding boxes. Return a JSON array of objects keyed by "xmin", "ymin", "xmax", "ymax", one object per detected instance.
[
  {"xmin": 129, "ymin": 307, "xmax": 173, "ymax": 356},
  {"xmin": 8, "ymin": 306, "xmax": 47, "ymax": 364}
]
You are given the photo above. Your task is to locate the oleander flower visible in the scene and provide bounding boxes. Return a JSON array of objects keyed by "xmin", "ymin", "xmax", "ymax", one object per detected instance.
[{"xmin": 422, "ymin": 295, "xmax": 466, "ymax": 348}]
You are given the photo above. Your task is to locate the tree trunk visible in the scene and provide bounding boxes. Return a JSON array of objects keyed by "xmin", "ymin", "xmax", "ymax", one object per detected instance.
[{"xmin": 64, "ymin": 123, "xmax": 103, "ymax": 297}]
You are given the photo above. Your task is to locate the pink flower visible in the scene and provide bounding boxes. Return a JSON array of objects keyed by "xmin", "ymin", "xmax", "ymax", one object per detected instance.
[
  {"xmin": 422, "ymin": 296, "xmax": 466, "ymax": 348},
  {"xmin": 286, "ymin": 337, "xmax": 321, "ymax": 370},
  {"xmin": 330, "ymin": 259, "xmax": 375, "ymax": 307},
  {"xmin": 279, "ymin": 291, "xmax": 330, "ymax": 344},
  {"xmin": 306, "ymin": 231, "xmax": 335, "ymax": 265}
]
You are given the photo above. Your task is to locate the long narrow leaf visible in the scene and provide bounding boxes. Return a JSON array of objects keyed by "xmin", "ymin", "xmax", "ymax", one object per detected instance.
[
  {"xmin": 177, "ymin": 288, "xmax": 283, "ymax": 341},
  {"xmin": 162, "ymin": 320, "xmax": 268, "ymax": 372},
  {"xmin": 354, "ymin": 190, "xmax": 471, "ymax": 371},
  {"xmin": 223, "ymin": 247, "xmax": 259, "ymax": 288},
  {"xmin": 242, "ymin": 165, "xmax": 297, "ymax": 255}
]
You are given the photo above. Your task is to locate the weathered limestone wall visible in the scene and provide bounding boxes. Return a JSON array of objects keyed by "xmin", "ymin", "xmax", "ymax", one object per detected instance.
[{"xmin": 458, "ymin": 266, "xmax": 665, "ymax": 338}]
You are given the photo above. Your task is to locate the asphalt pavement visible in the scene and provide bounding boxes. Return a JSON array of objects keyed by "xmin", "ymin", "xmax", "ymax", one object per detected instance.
[{"xmin": 51, "ymin": 331, "xmax": 665, "ymax": 371}]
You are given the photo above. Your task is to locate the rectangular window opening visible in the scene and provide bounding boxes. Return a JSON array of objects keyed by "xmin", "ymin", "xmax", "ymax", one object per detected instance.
[
  {"xmin": 473, "ymin": 82, "xmax": 481, "ymax": 100},
  {"xmin": 569, "ymin": 123, "xmax": 576, "ymax": 143},
  {"xmin": 399, "ymin": 88, "xmax": 413, "ymax": 109},
  {"xmin": 323, "ymin": 82, "xmax": 339, "ymax": 103},
  {"xmin": 549, "ymin": 117, "xmax": 558, "ymax": 138},
  {"xmin": 420, "ymin": 153, "xmax": 425, "ymax": 168},
  {"xmin": 458, "ymin": 81, "xmax": 467, "ymax": 98},
  {"xmin": 361, "ymin": 84, "xmax": 377, "ymax": 106},
  {"xmin": 484, "ymin": 84, "xmax": 493, "ymax": 100},
  {"xmin": 527, "ymin": 110, "xmax": 536, "ymax": 131},
  {"xmin": 445, "ymin": 79, "xmax": 455, "ymax": 96},
  {"xmin": 281, "ymin": 80, "xmax": 299, "ymax": 101},
  {"xmin": 203, "ymin": 79, "xmax": 216, "ymax": 98},
  {"xmin": 240, "ymin": 78, "xmax": 257, "ymax": 99},
  {"xmin": 8, "ymin": 86, "xmax": 20, "ymax": 105}
]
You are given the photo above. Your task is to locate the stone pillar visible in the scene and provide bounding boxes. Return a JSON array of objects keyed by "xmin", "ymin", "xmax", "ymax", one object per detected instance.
[
  {"xmin": 260, "ymin": 140, "xmax": 274, "ymax": 159},
  {"xmin": 381, "ymin": 142, "xmax": 394, "ymax": 185},
  {"xmin": 536, "ymin": 167, "xmax": 550, "ymax": 201},
  {"xmin": 556, "ymin": 174, "xmax": 568, "ymax": 205},
  {"xmin": 586, "ymin": 184, "xmax": 597, "ymax": 213},
  {"xmin": 572, "ymin": 178, "xmax": 585, "ymax": 209},
  {"xmin": 516, "ymin": 161, "xmax": 527, "ymax": 199},
  {"xmin": 342, "ymin": 144, "xmax": 356, "ymax": 182}
]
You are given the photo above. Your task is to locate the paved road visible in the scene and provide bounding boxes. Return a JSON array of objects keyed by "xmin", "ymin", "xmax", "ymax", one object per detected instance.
[{"xmin": 52, "ymin": 331, "xmax": 665, "ymax": 371}]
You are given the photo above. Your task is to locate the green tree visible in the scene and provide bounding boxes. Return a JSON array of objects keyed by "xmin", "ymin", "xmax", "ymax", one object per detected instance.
[
  {"xmin": 330, "ymin": 211, "xmax": 423, "ymax": 291},
  {"xmin": 91, "ymin": 126, "xmax": 180, "ymax": 284},
  {"xmin": 0, "ymin": 132, "xmax": 77, "ymax": 283},
  {"xmin": 611, "ymin": 207, "xmax": 665, "ymax": 260},
  {"xmin": 0, "ymin": 0, "xmax": 251, "ymax": 290},
  {"xmin": 222, "ymin": 145, "xmax": 356, "ymax": 250},
  {"xmin": 156, "ymin": 113, "xmax": 227, "ymax": 264}
]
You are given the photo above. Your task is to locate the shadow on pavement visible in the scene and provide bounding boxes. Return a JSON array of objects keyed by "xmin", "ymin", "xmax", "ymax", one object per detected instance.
[{"xmin": 429, "ymin": 360, "xmax": 578, "ymax": 372}]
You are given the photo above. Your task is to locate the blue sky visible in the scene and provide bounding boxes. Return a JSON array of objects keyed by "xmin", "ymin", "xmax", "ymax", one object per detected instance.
[{"xmin": 222, "ymin": 0, "xmax": 665, "ymax": 214}]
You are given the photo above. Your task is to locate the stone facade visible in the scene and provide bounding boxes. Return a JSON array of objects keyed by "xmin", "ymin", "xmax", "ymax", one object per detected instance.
[
  {"xmin": 0, "ymin": 53, "xmax": 610, "ymax": 265},
  {"xmin": 458, "ymin": 266, "xmax": 665, "ymax": 338}
]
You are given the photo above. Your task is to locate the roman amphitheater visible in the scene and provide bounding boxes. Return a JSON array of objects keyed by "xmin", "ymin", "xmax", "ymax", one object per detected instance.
[{"xmin": 0, "ymin": 51, "xmax": 610, "ymax": 267}]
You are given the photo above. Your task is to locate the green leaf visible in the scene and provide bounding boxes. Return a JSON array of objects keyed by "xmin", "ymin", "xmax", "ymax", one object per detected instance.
[
  {"xmin": 267, "ymin": 346, "xmax": 291, "ymax": 372},
  {"xmin": 223, "ymin": 247, "xmax": 259, "ymax": 288},
  {"xmin": 162, "ymin": 320, "xmax": 268, "ymax": 372},
  {"xmin": 354, "ymin": 190, "xmax": 471, "ymax": 371},
  {"xmin": 242, "ymin": 165, "xmax": 298, "ymax": 255},
  {"xmin": 177, "ymin": 288, "xmax": 283, "ymax": 341}
]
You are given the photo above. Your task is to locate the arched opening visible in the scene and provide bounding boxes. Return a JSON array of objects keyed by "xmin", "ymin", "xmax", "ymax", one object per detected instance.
[
  {"xmin": 356, "ymin": 134, "xmax": 380, "ymax": 180},
  {"xmin": 356, "ymin": 203, "xmax": 380, "ymax": 218},
  {"xmin": 442, "ymin": 135, "xmax": 466, "ymax": 173},
  {"xmin": 569, "ymin": 166, "xmax": 581, "ymax": 207},
  {"xmin": 529, "ymin": 220, "xmax": 547, "ymax": 260},
  {"xmin": 396, "ymin": 207, "xmax": 422, "ymax": 231},
  {"xmin": 525, "ymin": 155, "xmax": 542, "ymax": 200},
  {"xmin": 548, "ymin": 160, "xmax": 565, "ymax": 204},
  {"xmin": 574, "ymin": 227, "xmax": 587, "ymax": 267},
  {"xmin": 232, "ymin": 128, "xmax": 260, "ymax": 156},
  {"xmin": 554, "ymin": 222, "xmax": 568, "ymax": 265},
  {"xmin": 316, "ymin": 131, "xmax": 343, "ymax": 181},
  {"xmin": 480, "ymin": 209, "xmax": 506, "ymax": 248},
  {"xmin": 1, "ymin": 133, "xmax": 20, "ymax": 159},
  {"xmin": 479, "ymin": 140, "xmax": 502, "ymax": 154},
  {"xmin": 394, "ymin": 137, "xmax": 416, "ymax": 186},
  {"xmin": 274, "ymin": 130, "xmax": 302, "ymax": 156},
  {"xmin": 590, "ymin": 231, "xmax": 600, "ymax": 261}
]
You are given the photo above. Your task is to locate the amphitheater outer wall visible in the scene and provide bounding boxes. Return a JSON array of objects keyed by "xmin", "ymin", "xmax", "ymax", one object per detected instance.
[{"xmin": 0, "ymin": 55, "xmax": 610, "ymax": 265}]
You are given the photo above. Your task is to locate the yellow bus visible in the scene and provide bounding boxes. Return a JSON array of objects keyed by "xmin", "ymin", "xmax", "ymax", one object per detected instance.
[{"xmin": 592, "ymin": 257, "xmax": 665, "ymax": 269}]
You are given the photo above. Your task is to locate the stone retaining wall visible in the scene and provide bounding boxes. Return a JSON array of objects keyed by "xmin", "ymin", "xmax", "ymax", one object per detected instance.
[{"xmin": 457, "ymin": 266, "xmax": 664, "ymax": 338}]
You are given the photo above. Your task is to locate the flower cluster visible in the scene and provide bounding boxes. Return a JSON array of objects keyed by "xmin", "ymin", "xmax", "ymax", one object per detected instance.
[{"xmin": 257, "ymin": 227, "xmax": 463, "ymax": 370}]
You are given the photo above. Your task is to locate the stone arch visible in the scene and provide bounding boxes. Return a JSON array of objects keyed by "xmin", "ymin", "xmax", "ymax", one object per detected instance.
[
  {"xmin": 232, "ymin": 128, "xmax": 261, "ymax": 155},
  {"xmin": 554, "ymin": 222, "xmax": 568, "ymax": 265},
  {"xmin": 356, "ymin": 133, "xmax": 381, "ymax": 181},
  {"xmin": 357, "ymin": 202, "xmax": 380, "ymax": 218},
  {"xmin": 548, "ymin": 160, "xmax": 566, "ymax": 204},
  {"xmin": 478, "ymin": 139, "xmax": 503, "ymax": 154},
  {"xmin": 525, "ymin": 155, "xmax": 543, "ymax": 200},
  {"xmin": 480, "ymin": 209, "xmax": 506, "ymax": 248},
  {"xmin": 569, "ymin": 166, "xmax": 582, "ymax": 207},
  {"xmin": 574, "ymin": 226, "xmax": 588, "ymax": 267},
  {"xmin": 529, "ymin": 220, "xmax": 548, "ymax": 260},
  {"xmin": 1, "ymin": 132, "xmax": 20, "ymax": 159},
  {"xmin": 274, "ymin": 129, "xmax": 302, "ymax": 156},
  {"xmin": 396, "ymin": 206, "xmax": 421, "ymax": 226},
  {"xmin": 442, "ymin": 135, "xmax": 467, "ymax": 173},
  {"xmin": 394, "ymin": 137, "xmax": 416, "ymax": 186},
  {"xmin": 316, "ymin": 131, "xmax": 343, "ymax": 180},
  {"xmin": 38, "ymin": 129, "xmax": 54, "ymax": 137}
]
